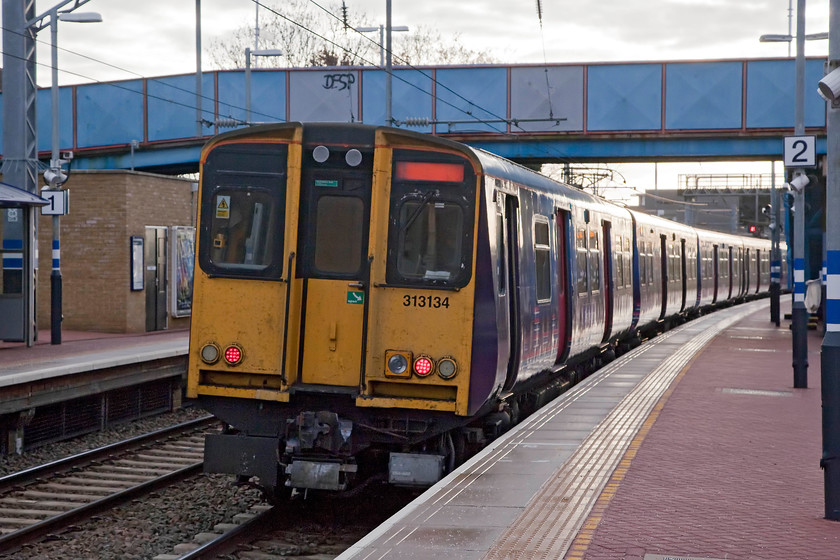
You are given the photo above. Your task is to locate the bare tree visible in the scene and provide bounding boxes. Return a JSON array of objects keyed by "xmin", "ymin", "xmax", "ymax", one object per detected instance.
[
  {"xmin": 393, "ymin": 28, "xmax": 497, "ymax": 66},
  {"xmin": 207, "ymin": 1, "xmax": 497, "ymax": 70},
  {"xmin": 207, "ymin": 0, "xmax": 375, "ymax": 69}
]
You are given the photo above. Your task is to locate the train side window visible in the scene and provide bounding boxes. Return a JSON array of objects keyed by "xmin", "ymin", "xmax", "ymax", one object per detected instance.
[
  {"xmin": 647, "ymin": 242, "xmax": 655, "ymax": 284},
  {"xmin": 589, "ymin": 229, "xmax": 601, "ymax": 292},
  {"xmin": 576, "ymin": 227, "xmax": 588, "ymax": 295},
  {"xmin": 314, "ymin": 196, "xmax": 364, "ymax": 274},
  {"xmin": 624, "ymin": 236, "xmax": 632, "ymax": 287},
  {"xmin": 496, "ymin": 213, "xmax": 506, "ymax": 295},
  {"xmin": 534, "ymin": 218, "xmax": 551, "ymax": 302},
  {"xmin": 613, "ymin": 237, "xmax": 624, "ymax": 288},
  {"xmin": 639, "ymin": 238, "xmax": 647, "ymax": 286}
]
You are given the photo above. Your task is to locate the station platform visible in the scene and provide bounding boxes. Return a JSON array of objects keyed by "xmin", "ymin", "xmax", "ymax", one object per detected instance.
[
  {"xmin": 338, "ymin": 296, "xmax": 840, "ymax": 560},
  {"xmin": 0, "ymin": 328, "xmax": 188, "ymax": 382}
]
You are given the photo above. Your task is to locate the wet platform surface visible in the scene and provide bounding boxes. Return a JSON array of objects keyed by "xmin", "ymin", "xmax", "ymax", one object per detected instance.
[{"xmin": 338, "ymin": 297, "xmax": 840, "ymax": 560}]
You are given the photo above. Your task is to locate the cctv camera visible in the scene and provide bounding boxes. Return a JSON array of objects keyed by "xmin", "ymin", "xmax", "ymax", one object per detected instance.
[
  {"xmin": 43, "ymin": 169, "xmax": 67, "ymax": 186},
  {"xmin": 819, "ymin": 66, "xmax": 840, "ymax": 102},
  {"xmin": 786, "ymin": 173, "xmax": 810, "ymax": 192}
]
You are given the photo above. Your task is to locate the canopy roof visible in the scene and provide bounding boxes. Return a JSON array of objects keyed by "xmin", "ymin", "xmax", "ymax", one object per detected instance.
[{"xmin": 0, "ymin": 182, "xmax": 48, "ymax": 208}]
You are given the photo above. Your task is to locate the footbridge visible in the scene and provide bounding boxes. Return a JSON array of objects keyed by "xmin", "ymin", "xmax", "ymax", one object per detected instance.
[{"xmin": 0, "ymin": 57, "xmax": 830, "ymax": 174}]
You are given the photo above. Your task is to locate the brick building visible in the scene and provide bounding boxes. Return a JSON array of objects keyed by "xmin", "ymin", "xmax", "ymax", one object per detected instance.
[{"xmin": 34, "ymin": 170, "xmax": 195, "ymax": 333}]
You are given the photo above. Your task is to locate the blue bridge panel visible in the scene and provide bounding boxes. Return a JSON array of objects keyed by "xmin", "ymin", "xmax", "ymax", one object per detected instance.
[
  {"xmin": 148, "ymin": 74, "xmax": 215, "ymax": 141},
  {"xmin": 746, "ymin": 59, "xmax": 826, "ymax": 128},
  {"xmin": 588, "ymin": 64, "xmax": 662, "ymax": 131},
  {"xmin": 361, "ymin": 69, "xmax": 434, "ymax": 132},
  {"xmin": 665, "ymin": 61, "xmax": 742, "ymax": 130},
  {"xmin": 217, "ymin": 70, "xmax": 287, "ymax": 127},
  {"xmin": 510, "ymin": 65, "xmax": 584, "ymax": 132},
  {"xmin": 76, "ymin": 80, "xmax": 145, "ymax": 148},
  {"xmin": 435, "ymin": 67, "xmax": 508, "ymax": 133},
  {"xmin": 36, "ymin": 88, "xmax": 75, "ymax": 154}
]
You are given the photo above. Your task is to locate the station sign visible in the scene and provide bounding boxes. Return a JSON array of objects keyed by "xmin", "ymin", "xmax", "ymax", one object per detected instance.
[
  {"xmin": 784, "ymin": 135, "xmax": 816, "ymax": 168},
  {"xmin": 41, "ymin": 189, "xmax": 69, "ymax": 215}
]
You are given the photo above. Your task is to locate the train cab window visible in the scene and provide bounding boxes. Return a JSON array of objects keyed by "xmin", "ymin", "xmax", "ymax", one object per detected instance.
[
  {"xmin": 199, "ymin": 142, "xmax": 288, "ymax": 279},
  {"xmin": 387, "ymin": 150, "xmax": 476, "ymax": 288},
  {"xmin": 534, "ymin": 218, "xmax": 551, "ymax": 302},
  {"xmin": 397, "ymin": 201, "xmax": 463, "ymax": 279}
]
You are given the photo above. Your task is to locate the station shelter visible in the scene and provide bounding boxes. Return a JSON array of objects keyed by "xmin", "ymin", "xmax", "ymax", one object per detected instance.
[
  {"xmin": 0, "ymin": 182, "xmax": 47, "ymax": 345},
  {"xmin": 2, "ymin": 170, "xmax": 195, "ymax": 340}
]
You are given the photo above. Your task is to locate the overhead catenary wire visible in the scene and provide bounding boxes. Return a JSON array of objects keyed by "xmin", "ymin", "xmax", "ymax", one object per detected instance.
[
  {"xmin": 2, "ymin": 2, "xmax": 644, "ymax": 190},
  {"xmin": 0, "ymin": 25, "xmax": 286, "ymax": 126},
  {"xmin": 535, "ymin": 0, "xmax": 555, "ymax": 121},
  {"xmin": 296, "ymin": 0, "xmax": 513, "ymax": 134}
]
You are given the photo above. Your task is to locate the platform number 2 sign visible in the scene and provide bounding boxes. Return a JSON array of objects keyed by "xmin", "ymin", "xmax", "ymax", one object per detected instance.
[{"xmin": 784, "ymin": 136, "xmax": 816, "ymax": 168}]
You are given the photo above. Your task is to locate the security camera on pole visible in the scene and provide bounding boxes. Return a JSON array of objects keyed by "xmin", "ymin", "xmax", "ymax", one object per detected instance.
[{"xmin": 37, "ymin": 5, "xmax": 103, "ymax": 345}]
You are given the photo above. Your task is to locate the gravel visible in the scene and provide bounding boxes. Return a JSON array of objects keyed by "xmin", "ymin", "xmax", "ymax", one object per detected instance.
[
  {"xmin": 0, "ymin": 405, "xmax": 210, "ymax": 477},
  {"xmin": 0, "ymin": 404, "xmax": 412, "ymax": 560}
]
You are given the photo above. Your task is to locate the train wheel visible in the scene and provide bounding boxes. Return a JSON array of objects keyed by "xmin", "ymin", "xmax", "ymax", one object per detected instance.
[{"xmin": 447, "ymin": 430, "xmax": 468, "ymax": 473}]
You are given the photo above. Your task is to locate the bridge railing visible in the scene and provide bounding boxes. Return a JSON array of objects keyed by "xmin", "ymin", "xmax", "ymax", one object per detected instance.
[{"xmin": 0, "ymin": 57, "xmax": 829, "ymax": 168}]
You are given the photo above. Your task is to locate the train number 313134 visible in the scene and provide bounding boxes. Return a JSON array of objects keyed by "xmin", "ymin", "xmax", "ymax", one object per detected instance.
[{"xmin": 403, "ymin": 295, "xmax": 450, "ymax": 308}]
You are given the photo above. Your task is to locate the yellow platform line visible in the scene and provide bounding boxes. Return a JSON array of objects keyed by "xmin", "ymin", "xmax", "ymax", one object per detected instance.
[{"xmin": 563, "ymin": 351, "xmax": 701, "ymax": 560}]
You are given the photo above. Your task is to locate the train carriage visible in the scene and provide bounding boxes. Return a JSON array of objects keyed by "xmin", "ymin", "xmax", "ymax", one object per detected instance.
[{"xmin": 187, "ymin": 122, "xmax": 772, "ymax": 497}]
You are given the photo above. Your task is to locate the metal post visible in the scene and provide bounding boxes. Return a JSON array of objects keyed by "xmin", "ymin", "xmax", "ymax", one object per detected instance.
[
  {"xmin": 771, "ymin": 161, "xmax": 781, "ymax": 326},
  {"xmin": 2, "ymin": 0, "xmax": 38, "ymax": 346},
  {"xmin": 821, "ymin": 0, "xmax": 840, "ymax": 523},
  {"xmin": 245, "ymin": 48, "xmax": 252, "ymax": 124},
  {"xmin": 792, "ymin": 0, "xmax": 809, "ymax": 388},
  {"xmin": 195, "ymin": 0, "xmax": 203, "ymax": 138},
  {"xmin": 385, "ymin": 0, "xmax": 393, "ymax": 125},
  {"xmin": 49, "ymin": 10, "xmax": 62, "ymax": 344}
]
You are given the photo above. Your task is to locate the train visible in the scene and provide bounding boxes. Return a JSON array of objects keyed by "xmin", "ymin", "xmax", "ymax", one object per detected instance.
[{"xmin": 186, "ymin": 122, "xmax": 779, "ymax": 497}]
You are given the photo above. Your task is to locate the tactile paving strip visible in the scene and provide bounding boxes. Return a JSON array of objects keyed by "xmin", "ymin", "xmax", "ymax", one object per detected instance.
[{"xmin": 484, "ymin": 304, "xmax": 760, "ymax": 559}]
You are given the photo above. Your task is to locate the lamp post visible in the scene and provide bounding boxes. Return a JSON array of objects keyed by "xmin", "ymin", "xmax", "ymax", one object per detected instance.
[
  {"xmin": 760, "ymin": 0, "xmax": 827, "ymax": 386},
  {"xmin": 245, "ymin": 48, "xmax": 283, "ymax": 124},
  {"xmin": 44, "ymin": 9, "xmax": 102, "ymax": 345},
  {"xmin": 356, "ymin": 0, "xmax": 409, "ymax": 125},
  {"xmin": 354, "ymin": 24, "xmax": 409, "ymax": 67}
]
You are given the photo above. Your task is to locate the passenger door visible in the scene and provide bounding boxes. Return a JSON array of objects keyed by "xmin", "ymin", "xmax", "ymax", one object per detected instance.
[
  {"xmin": 498, "ymin": 192, "xmax": 521, "ymax": 392},
  {"xmin": 297, "ymin": 155, "xmax": 373, "ymax": 387}
]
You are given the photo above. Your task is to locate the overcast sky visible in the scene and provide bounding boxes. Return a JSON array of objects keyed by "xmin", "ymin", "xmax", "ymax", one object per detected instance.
[
  {"xmin": 2, "ymin": 0, "xmax": 833, "ymax": 192},
  {"xmin": 8, "ymin": 0, "xmax": 828, "ymax": 85}
]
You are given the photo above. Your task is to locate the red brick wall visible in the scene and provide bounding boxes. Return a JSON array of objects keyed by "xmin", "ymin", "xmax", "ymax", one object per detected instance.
[{"xmin": 36, "ymin": 170, "xmax": 195, "ymax": 333}]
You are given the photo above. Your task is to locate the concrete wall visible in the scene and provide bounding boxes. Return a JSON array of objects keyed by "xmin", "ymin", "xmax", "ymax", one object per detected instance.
[{"xmin": 35, "ymin": 170, "xmax": 195, "ymax": 333}]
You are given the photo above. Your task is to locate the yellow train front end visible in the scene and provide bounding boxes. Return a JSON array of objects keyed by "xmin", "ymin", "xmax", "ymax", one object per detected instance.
[{"xmin": 187, "ymin": 123, "xmax": 483, "ymax": 494}]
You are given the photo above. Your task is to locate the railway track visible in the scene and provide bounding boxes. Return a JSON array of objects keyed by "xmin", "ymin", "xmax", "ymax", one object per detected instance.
[
  {"xmin": 0, "ymin": 416, "xmax": 219, "ymax": 554},
  {"xmin": 153, "ymin": 483, "xmax": 418, "ymax": 560}
]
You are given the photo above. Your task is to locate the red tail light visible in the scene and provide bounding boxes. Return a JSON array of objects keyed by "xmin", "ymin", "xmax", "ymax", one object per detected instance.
[
  {"xmin": 413, "ymin": 355, "xmax": 434, "ymax": 377},
  {"xmin": 224, "ymin": 345, "xmax": 243, "ymax": 365}
]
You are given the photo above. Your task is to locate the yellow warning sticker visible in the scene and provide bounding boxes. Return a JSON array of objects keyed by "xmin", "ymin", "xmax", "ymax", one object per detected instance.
[{"xmin": 216, "ymin": 195, "xmax": 230, "ymax": 219}]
